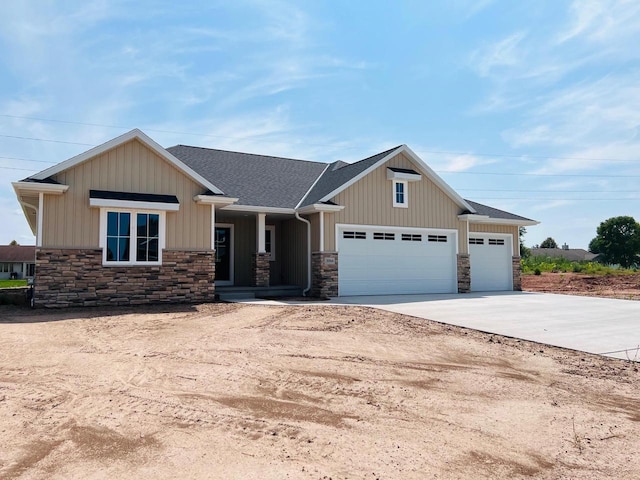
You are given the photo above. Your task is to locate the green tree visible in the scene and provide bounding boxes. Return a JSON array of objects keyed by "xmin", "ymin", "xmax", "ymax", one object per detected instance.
[
  {"xmin": 519, "ymin": 227, "xmax": 530, "ymax": 258},
  {"xmin": 9, "ymin": 240, "xmax": 18, "ymax": 245},
  {"xmin": 540, "ymin": 237, "xmax": 558, "ymax": 249},
  {"xmin": 589, "ymin": 216, "xmax": 640, "ymax": 268}
]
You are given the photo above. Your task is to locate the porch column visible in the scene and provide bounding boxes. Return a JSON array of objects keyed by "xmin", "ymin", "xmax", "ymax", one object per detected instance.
[
  {"xmin": 319, "ymin": 211, "xmax": 325, "ymax": 252},
  {"xmin": 36, "ymin": 192, "xmax": 43, "ymax": 247},
  {"xmin": 252, "ymin": 213, "xmax": 269, "ymax": 287},
  {"xmin": 256, "ymin": 213, "xmax": 266, "ymax": 253}
]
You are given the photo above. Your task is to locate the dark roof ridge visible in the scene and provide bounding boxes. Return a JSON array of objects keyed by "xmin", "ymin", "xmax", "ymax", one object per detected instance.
[
  {"xmin": 167, "ymin": 144, "xmax": 324, "ymax": 166},
  {"xmin": 338, "ymin": 144, "xmax": 403, "ymax": 169}
]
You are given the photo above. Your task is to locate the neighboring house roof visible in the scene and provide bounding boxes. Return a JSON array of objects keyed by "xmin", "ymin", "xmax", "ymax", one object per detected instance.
[
  {"xmin": 167, "ymin": 145, "xmax": 328, "ymax": 209},
  {"xmin": 0, "ymin": 245, "xmax": 36, "ymax": 263},
  {"xmin": 465, "ymin": 200, "xmax": 536, "ymax": 223},
  {"xmin": 530, "ymin": 248, "xmax": 599, "ymax": 262}
]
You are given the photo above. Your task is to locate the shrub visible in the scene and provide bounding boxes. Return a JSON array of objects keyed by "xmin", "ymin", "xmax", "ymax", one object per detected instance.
[{"xmin": 534, "ymin": 268, "xmax": 541, "ymax": 275}]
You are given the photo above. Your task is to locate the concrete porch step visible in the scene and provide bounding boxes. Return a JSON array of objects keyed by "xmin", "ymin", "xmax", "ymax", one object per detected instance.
[{"xmin": 216, "ymin": 285, "xmax": 302, "ymax": 302}]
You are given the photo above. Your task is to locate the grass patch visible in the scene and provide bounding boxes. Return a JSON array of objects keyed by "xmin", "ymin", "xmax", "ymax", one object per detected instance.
[
  {"xmin": 521, "ymin": 256, "xmax": 636, "ymax": 275},
  {"xmin": 0, "ymin": 279, "xmax": 28, "ymax": 289}
]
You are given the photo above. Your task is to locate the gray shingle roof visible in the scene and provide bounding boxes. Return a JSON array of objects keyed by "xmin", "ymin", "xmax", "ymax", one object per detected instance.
[
  {"xmin": 464, "ymin": 199, "xmax": 535, "ymax": 222},
  {"xmin": 166, "ymin": 144, "xmax": 533, "ymax": 223},
  {"xmin": 166, "ymin": 145, "xmax": 328, "ymax": 208},
  {"xmin": 299, "ymin": 146, "xmax": 402, "ymax": 207}
]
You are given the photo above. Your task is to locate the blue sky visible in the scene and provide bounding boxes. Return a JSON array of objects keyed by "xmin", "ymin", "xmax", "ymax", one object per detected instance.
[{"xmin": 1, "ymin": 0, "xmax": 639, "ymax": 248}]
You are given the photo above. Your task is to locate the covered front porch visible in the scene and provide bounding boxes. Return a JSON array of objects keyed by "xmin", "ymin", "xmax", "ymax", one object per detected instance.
[{"xmin": 213, "ymin": 207, "xmax": 310, "ymax": 291}]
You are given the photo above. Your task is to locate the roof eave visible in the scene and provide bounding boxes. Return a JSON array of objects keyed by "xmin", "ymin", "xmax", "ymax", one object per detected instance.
[
  {"xmin": 296, "ymin": 203, "xmax": 346, "ymax": 214},
  {"xmin": 459, "ymin": 214, "xmax": 539, "ymax": 226}
]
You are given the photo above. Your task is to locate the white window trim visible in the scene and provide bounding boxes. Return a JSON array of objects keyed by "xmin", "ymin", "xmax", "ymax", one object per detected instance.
[
  {"xmin": 265, "ymin": 225, "xmax": 276, "ymax": 261},
  {"xmin": 99, "ymin": 207, "xmax": 166, "ymax": 266},
  {"xmin": 393, "ymin": 180, "xmax": 408, "ymax": 208}
]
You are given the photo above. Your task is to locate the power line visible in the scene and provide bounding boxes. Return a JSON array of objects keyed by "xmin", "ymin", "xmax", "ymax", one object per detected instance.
[
  {"xmin": 2, "ymin": 113, "xmax": 640, "ymax": 163},
  {"xmin": 1, "ymin": 162, "xmax": 640, "ymax": 179},
  {"xmin": 0, "ymin": 114, "xmax": 362, "ymax": 150},
  {"xmin": 459, "ymin": 188, "xmax": 639, "ymax": 193},
  {"xmin": 441, "ymin": 171, "xmax": 640, "ymax": 178},
  {"xmin": 0, "ymin": 134, "xmax": 95, "ymax": 147},
  {"xmin": 0, "ymin": 156, "xmax": 53, "ymax": 164},
  {"xmin": 471, "ymin": 197, "xmax": 640, "ymax": 201}
]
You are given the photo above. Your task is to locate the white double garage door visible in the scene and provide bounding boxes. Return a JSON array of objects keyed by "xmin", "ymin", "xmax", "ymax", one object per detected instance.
[{"xmin": 337, "ymin": 225, "xmax": 512, "ymax": 296}]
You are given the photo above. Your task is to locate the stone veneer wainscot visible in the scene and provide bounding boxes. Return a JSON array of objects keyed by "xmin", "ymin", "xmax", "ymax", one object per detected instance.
[{"xmin": 34, "ymin": 248, "xmax": 215, "ymax": 308}]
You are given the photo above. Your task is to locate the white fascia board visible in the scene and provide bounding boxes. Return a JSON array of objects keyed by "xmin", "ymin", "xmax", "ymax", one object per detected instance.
[
  {"xmin": 220, "ymin": 204, "xmax": 296, "ymax": 214},
  {"xmin": 318, "ymin": 146, "xmax": 405, "ymax": 203},
  {"xmin": 194, "ymin": 195, "xmax": 239, "ymax": 205},
  {"xmin": 12, "ymin": 181, "xmax": 69, "ymax": 195},
  {"xmin": 458, "ymin": 214, "xmax": 490, "ymax": 221},
  {"xmin": 400, "ymin": 145, "xmax": 476, "ymax": 213},
  {"xmin": 463, "ymin": 215, "xmax": 540, "ymax": 226},
  {"xmin": 295, "ymin": 163, "xmax": 331, "ymax": 209},
  {"xmin": 89, "ymin": 197, "xmax": 180, "ymax": 211},
  {"xmin": 296, "ymin": 203, "xmax": 345, "ymax": 214},
  {"xmin": 386, "ymin": 169, "xmax": 422, "ymax": 182},
  {"xmin": 30, "ymin": 129, "xmax": 224, "ymax": 195}
]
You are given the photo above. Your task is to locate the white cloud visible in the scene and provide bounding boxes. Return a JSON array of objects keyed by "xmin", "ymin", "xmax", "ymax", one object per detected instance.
[{"xmin": 470, "ymin": 32, "xmax": 527, "ymax": 77}]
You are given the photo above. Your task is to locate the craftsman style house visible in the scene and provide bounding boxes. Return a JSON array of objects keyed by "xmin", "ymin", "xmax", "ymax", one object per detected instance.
[{"xmin": 13, "ymin": 129, "xmax": 537, "ymax": 307}]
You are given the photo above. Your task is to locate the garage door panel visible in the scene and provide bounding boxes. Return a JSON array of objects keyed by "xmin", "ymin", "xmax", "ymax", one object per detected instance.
[
  {"xmin": 469, "ymin": 235, "xmax": 512, "ymax": 292},
  {"xmin": 338, "ymin": 226, "xmax": 457, "ymax": 296}
]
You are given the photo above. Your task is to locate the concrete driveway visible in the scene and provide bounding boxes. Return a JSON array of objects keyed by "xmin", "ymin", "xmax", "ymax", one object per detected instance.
[{"xmin": 329, "ymin": 292, "xmax": 640, "ymax": 361}]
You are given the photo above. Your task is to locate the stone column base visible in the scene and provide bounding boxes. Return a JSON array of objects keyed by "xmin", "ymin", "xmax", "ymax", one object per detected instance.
[
  {"xmin": 311, "ymin": 252, "xmax": 338, "ymax": 298},
  {"xmin": 252, "ymin": 253, "xmax": 270, "ymax": 287},
  {"xmin": 457, "ymin": 254, "xmax": 471, "ymax": 293},
  {"xmin": 512, "ymin": 256, "xmax": 522, "ymax": 291}
]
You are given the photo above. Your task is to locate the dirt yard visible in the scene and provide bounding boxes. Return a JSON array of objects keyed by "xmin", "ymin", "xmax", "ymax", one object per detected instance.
[
  {"xmin": 523, "ymin": 272, "xmax": 640, "ymax": 301},
  {"xmin": 1, "ymin": 303, "xmax": 639, "ymax": 479}
]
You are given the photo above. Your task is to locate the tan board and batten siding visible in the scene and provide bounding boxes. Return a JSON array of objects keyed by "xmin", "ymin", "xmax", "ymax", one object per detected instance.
[
  {"xmin": 323, "ymin": 152, "xmax": 468, "ymax": 252},
  {"xmin": 469, "ymin": 223, "xmax": 519, "ymax": 255},
  {"xmin": 42, "ymin": 139, "xmax": 211, "ymax": 250}
]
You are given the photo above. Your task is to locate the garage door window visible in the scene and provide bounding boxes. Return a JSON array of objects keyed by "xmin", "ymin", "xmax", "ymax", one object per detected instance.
[
  {"xmin": 373, "ymin": 232, "xmax": 395, "ymax": 240},
  {"xmin": 489, "ymin": 238, "xmax": 505, "ymax": 245},
  {"xmin": 402, "ymin": 234, "xmax": 422, "ymax": 241},
  {"xmin": 469, "ymin": 238, "xmax": 484, "ymax": 245},
  {"xmin": 428, "ymin": 235, "xmax": 447, "ymax": 243},
  {"xmin": 343, "ymin": 231, "xmax": 366, "ymax": 239}
]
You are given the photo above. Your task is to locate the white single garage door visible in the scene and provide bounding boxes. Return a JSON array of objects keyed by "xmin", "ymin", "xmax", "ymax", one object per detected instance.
[
  {"xmin": 469, "ymin": 234, "xmax": 513, "ymax": 292},
  {"xmin": 337, "ymin": 225, "xmax": 457, "ymax": 296}
]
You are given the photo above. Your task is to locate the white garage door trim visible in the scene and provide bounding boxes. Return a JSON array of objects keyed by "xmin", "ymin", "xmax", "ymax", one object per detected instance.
[
  {"xmin": 336, "ymin": 223, "xmax": 458, "ymax": 296},
  {"xmin": 469, "ymin": 232, "xmax": 513, "ymax": 292}
]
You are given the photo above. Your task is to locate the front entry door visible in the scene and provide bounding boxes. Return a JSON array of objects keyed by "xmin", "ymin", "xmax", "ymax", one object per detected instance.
[{"xmin": 215, "ymin": 226, "xmax": 233, "ymax": 285}]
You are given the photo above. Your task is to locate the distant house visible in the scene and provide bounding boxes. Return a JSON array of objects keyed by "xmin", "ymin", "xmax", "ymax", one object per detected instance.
[
  {"xmin": 0, "ymin": 245, "xmax": 36, "ymax": 279},
  {"xmin": 531, "ymin": 244, "xmax": 599, "ymax": 262}
]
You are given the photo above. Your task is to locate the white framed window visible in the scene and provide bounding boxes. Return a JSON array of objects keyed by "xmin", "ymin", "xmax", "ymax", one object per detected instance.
[
  {"xmin": 265, "ymin": 225, "xmax": 276, "ymax": 261},
  {"xmin": 393, "ymin": 180, "xmax": 408, "ymax": 208},
  {"xmin": 99, "ymin": 208, "xmax": 166, "ymax": 266}
]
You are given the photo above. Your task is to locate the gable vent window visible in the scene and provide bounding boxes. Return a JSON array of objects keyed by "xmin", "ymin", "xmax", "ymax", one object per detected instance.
[
  {"xmin": 469, "ymin": 238, "xmax": 484, "ymax": 245},
  {"xmin": 427, "ymin": 235, "xmax": 448, "ymax": 243},
  {"xmin": 489, "ymin": 238, "xmax": 505, "ymax": 246},
  {"xmin": 343, "ymin": 231, "xmax": 366, "ymax": 240},
  {"xmin": 373, "ymin": 232, "xmax": 395, "ymax": 240},
  {"xmin": 402, "ymin": 234, "xmax": 422, "ymax": 242}
]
